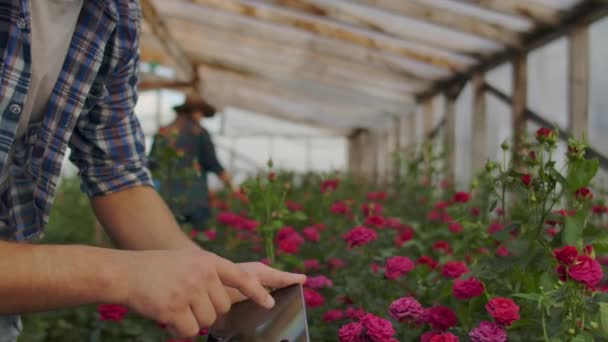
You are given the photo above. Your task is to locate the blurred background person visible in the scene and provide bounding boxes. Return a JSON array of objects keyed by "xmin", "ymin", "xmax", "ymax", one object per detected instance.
[{"xmin": 149, "ymin": 92, "xmax": 233, "ymax": 229}]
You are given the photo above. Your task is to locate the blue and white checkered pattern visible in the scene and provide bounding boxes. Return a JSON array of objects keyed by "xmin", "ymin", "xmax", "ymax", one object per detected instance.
[{"xmin": 0, "ymin": 0, "xmax": 152, "ymax": 241}]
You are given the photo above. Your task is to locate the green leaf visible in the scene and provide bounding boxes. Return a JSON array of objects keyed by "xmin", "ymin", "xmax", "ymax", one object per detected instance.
[
  {"xmin": 593, "ymin": 237, "xmax": 608, "ymax": 254},
  {"xmin": 512, "ymin": 293, "xmax": 541, "ymax": 302},
  {"xmin": 571, "ymin": 331, "xmax": 595, "ymax": 342},
  {"xmin": 548, "ymin": 167, "xmax": 567, "ymax": 186},
  {"xmin": 600, "ymin": 302, "xmax": 608, "ymax": 337},
  {"xmin": 563, "ymin": 210, "xmax": 586, "ymax": 247},
  {"xmin": 567, "ymin": 159, "xmax": 599, "ymax": 191}
]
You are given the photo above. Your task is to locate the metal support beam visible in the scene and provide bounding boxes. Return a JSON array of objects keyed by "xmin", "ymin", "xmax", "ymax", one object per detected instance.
[
  {"xmin": 568, "ymin": 24, "xmax": 590, "ymax": 140},
  {"xmin": 471, "ymin": 73, "xmax": 487, "ymax": 171}
]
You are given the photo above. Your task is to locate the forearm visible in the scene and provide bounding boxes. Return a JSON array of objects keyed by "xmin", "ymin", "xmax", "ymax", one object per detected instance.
[
  {"xmin": 91, "ymin": 186, "xmax": 196, "ymax": 250},
  {"xmin": 0, "ymin": 241, "xmax": 126, "ymax": 314}
]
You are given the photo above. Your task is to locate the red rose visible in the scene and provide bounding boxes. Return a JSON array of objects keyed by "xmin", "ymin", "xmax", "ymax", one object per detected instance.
[
  {"xmin": 384, "ymin": 256, "xmax": 415, "ymax": 280},
  {"xmin": 389, "ymin": 297, "xmax": 425, "ymax": 324},
  {"xmin": 553, "ymin": 246, "xmax": 579, "ymax": 265},
  {"xmin": 520, "ymin": 174, "xmax": 532, "ymax": 187},
  {"xmin": 449, "ymin": 222, "xmax": 463, "ymax": 234},
  {"xmin": 345, "ymin": 307, "xmax": 366, "ymax": 320},
  {"xmin": 331, "ymin": 201, "xmax": 351, "ymax": 215},
  {"xmin": 362, "ymin": 202, "xmax": 383, "ymax": 217},
  {"xmin": 203, "ymin": 229, "xmax": 217, "ymax": 241},
  {"xmin": 360, "ymin": 313, "xmax": 396, "ymax": 342},
  {"xmin": 536, "ymin": 127, "xmax": 555, "ymax": 143},
  {"xmin": 592, "ymin": 205, "xmax": 608, "ymax": 215},
  {"xmin": 338, "ymin": 322, "xmax": 364, "ymax": 342},
  {"xmin": 452, "ymin": 192, "xmax": 471, "ymax": 203},
  {"xmin": 394, "ymin": 226, "xmax": 415, "ymax": 247},
  {"xmin": 568, "ymin": 255, "xmax": 604, "ymax": 289},
  {"xmin": 278, "ymin": 233, "xmax": 304, "ymax": 254},
  {"xmin": 433, "ymin": 240, "xmax": 452, "ymax": 254},
  {"xmin": 367, "ymin": 192, "xmax": 388, "ymax": 201},
  {"xmin": 426, "ymin": 306, "xmax": 458, "ymax": 331},
  {"xmin": 320, "ymin": 178, "xmax": 339, "ymax": 193},
  {"xmin": 286, "ymin": 200, "xmax": 304, "ymax": 212},
  {"xmin": 323, "ymin": 309, "xmax": 344, "ymax": 322},
  {"xmin": 418, "ymin": 256, "xmax": 439, "ymax": 269},
  {"xmin": 584, "ymin": 245, "xmax": 594, "ymax": 256},
  {"xmin": 344, "ymin": 226, "xmax": 378, "ymax": 248},
  {"xmin": 97, "ymin": 304, "xmax": 128, "ymax": 321},
  {"xmin": 441, "ymin": 261, "xmax": 470, "ymax": 279},
  {"xmin": 487, "ymin": 222, "xmax": 504, "ymax": 235},
  {"xmin": 529, "ymin": 151, "xmax": 537, "ymax": 161},
  {"xmin": 471, "ymin": 207, "xmax": 481, "ymax": 217},
  {"xmin": 365, "ymin": 215, "xmax": 386, "ymax": 229},
  {"xmin": 303, "ymin": 226, "xmax": 320, "ymax": 242},
  {"xmin": 428, "ymin": 332, "xmax": 460, "ymax": 342},
  {"xmin": 304, "ymin": 259, "xmax": 321, "ymax": 271},
  {"xmin": 305, "ymin": 275, "xmax": 333, "ymax": 289},
  {"xmin": 469, "ymin": 321, "xmax": 508, "ymax": 342},
  {"xmin": 453, "ymin": 277, "xmax": 485, "ymax": 300},
  {"xmin": 575, "ymin": 187, "xmax": 593, "ymax": 201},
  {"xmin": 329, "ymin": 258, "xmax": 346, "ymax": 269},
  {"xmin": 485, "ymin": 298, "xmax": 520, "ymax": 326},
  {"xmin": 304, "ymin": 288, "xmax": 325, "ymax": 308},
  {"xmin": 496, "ymin": 246, "xmax": 510, "ymax": 257},
  {"xmin": 421, "ymin": 331, "xmax": 441, "ymax": 342}
]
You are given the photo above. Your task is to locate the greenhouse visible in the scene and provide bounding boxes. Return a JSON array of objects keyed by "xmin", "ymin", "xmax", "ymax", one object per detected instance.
[{"xmin": 2, "ymin": 0, "xmax": 608, "ymax": 341}]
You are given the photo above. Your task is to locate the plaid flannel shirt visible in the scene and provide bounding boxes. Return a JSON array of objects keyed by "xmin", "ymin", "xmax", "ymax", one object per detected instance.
[{"xmin": 0, "ymin": 0, "xmax": 152, "ymax": 241}]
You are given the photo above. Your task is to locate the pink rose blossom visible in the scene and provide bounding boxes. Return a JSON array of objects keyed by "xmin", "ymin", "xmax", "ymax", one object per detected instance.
[
  {"xmin": 469, "ymin": 321, "xmax": 508, "ymax": 342},
  {"xmin": 360, "ymin": 313, "xmax": 397, "ymax": 342},
  {"xmin": 441, "ymin": 261, "xmax": 470, "ymax": 279},
  {"xmin": 389, "ymin": 297, "xmax": 425, "ymax": 324},
  {"xmin": 485, "ymin": 298, "xmax": 520, "ymax": 326},
  {"xmin": 344, "ymin": 226, "xmax": 378, "ymax": 248},
  {"xmin": 323, "ymin": 309, "xmax": 344, "ymax": 322},
  {"xmin": 98, "ymin": 304, "xmax": 128, "ymax": 321},
  {"xmin": 305, "ymin": 275, "xmax": 334, "ymax": 289},
  {"xmin": 338, "ymin": 322, "xmax": 364, "ymax": 342},
  {"xmin": 568, "ymin": 255, "xmax": 604, "ymax": 289},
  {"xmin": 554, "ymin": 246, "xmax": 578, "ymax": 265},
  {"xmin": 426, "ymin": 306, "xmax": 458, "ymax": 331},
  {"xmin": 385, "ymin": 256, "xmax": 415, "ymax": 280},
  {"xmin": 303, "ymin": 226, "xmax": 320, "ymax": 242},
  {"xmin": 449, "ymin": 222, "xmax": 463, "ymax": 234},
  {"xmin": 453, "ymin": 277, "xmax": 485, "ymax": 300},
  {"xmin": 304, "ymin": 288, "xmax": 325, "ymax": 308}
]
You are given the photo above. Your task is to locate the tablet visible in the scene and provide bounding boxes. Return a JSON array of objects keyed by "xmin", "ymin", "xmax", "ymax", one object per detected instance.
[{"xmin": 207, "ymin": 284, "xmax": 310, "ymax": 342}]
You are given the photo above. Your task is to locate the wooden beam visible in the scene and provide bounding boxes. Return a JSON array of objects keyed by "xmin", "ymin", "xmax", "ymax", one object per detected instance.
[
  {"xmin": 418, "ymin": 1, "xmax": 608, "ymax": 100},
  {"xmin": 138, "ymin": 77, "xmax": 195, "ymax": 91},
  {"xmin": 471, "ymin": 73, "xmax": 487, "ymax": 171},
  {"xmin": 348, "ymin": 128, "xmax": 379, "ymax": 181},
  {"xmin": 485, "ymin": 82, "xmax": 608, "ymax": 171},
  {"xmin": 140, "ymin": 0, "xmax": 195, "ymax": 80},
  {"xmin": 265, "ymin": 0, "xmax": 501, "ymax": 54},
  {"xmin": 568, "ymin": 24, "xmax": 590, "ymax": 140},
  {"xmin": 512, "ymin": 54, "xmax": 527, "ymax": 165},
  {"xmin": 188, "ymin": 0, "xmax": 475, "ymax": 71},
  {"xmin": 451, "ymin": 0, "xmax": 563, "ymax": 25},
  {"xmin": 350, "ymin": 0, "xmax": 522, "ymax": 47}
]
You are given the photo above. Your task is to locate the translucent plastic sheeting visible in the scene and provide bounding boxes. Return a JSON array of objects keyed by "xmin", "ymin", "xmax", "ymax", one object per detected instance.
[{"xmin": 589, "ymin": 18, "xmax": 608, "ymax": 157}]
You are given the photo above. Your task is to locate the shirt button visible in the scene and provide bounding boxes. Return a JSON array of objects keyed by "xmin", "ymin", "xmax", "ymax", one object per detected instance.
[
  {"xmin": 16, "ymin": 18, "xmax": 26, "ymax": 29},
  {"xmin": 9, "ymin": 104, "xmax": 22, "ymax": 114}
]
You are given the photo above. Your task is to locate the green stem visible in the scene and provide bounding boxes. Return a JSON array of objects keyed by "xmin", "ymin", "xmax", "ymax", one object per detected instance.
[{"xmin": 542, "ymin": 308, "xmax": 550, "ymax": 342}]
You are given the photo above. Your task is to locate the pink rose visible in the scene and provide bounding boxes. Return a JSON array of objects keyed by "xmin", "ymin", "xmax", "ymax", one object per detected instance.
[
  {"xmin": 385, "ymin": 256, "xmax": 415, "ymax": 280},
  {"xmin": 323, "ymin": 309, "xmax": 344, "ymax": 322},
  {"xmin": 304, "ymin": 259, "xmax": 321, "ymax": 271},
  {"xmin": 320, "ymin": 179, "xmax": 339, "ymax": 193},
  {"xmin": 568, "ymin": 255, "xmax": 604, "ymax": 289},
  {"xmin": 344, "ymin": 226, "xmax": 378, "ymax": 248},
  {"xmin": 331, "ymin": 201, "xmax": 351, "ymax": 215},
  {"xmin": 469, "ymin": 321, "xmax": 508, "ymax": 342},
  {"xmin": 452, "ymin": 192, "xmax": 471, "ymax": 203},
  {"xmin": 421, "ymin": 331, "xmax": 441, "ymax": 342},
  {"xmin": 575, "ymin": 187, "xmax": 593, "ymax": 201},
  {"xmin": 329, "ymin": 258, "xmax": 346, "ymax": 269},
  {"xmin": 305, "ymin": 275, "xmax": 333, "ymax": 289},
  {"xmin": 389, "ymin": 297, "xmax": 425, "ymax": 324},
  {"xmin": 97, "ymin": 304, "xmax": 128, "ymax": 321},
  {"xmin": 487, "ymin": 222, "xmax": 504, "ymax": 235},
  {"xmin": 338, "ymin": 322, "xmax": 364, "ymax": 342},
  {"xmin": 302, "ymin": 226, "xmax": 320, "ymax": 242},
  {"xmin": 428, "ymin": 332, "xmax": 460, "ymax": 342},
  {"xmin": 365, "ymin": 215, "xmax": 386, "ymax": 229},
  {"xmin": 304, "ymin": 288, "xmax": 325, "ymax": 308},
  {"xmin": 441, "ymin": 261, "xmax": 470, "ymax": 279},
  {"xmin": 554, "ymin": 246, "xmax": 578, "ymax": 265},
  {"xmin": 453, "ymin": 277, "xmax": 485, "ymax": 300},
  {"xmin": 496, "ymin": 246, "xmax": 509, "ymax": 257},
  {"xmin": 394, "ymin": 226, "xmax": 415, "ymax": 247},
  {"xmin": 449, "ymin": 222, "xmax": 463, "ymax": 234},
  {"xmin": 367, "ymin": 192, "xmax": 388, "ymax": 201},
  {"xmin": 360, "ymin": 313, "xmax": 396, "ymax": 342},
  {"xmin": 278, "ymin": 233, "xmax": 304, "ymax": 254},
  {"xmin": 345, "ymin": 307, "xmax": 366, "ymax": 320},
  {"xmin": 418, "ymin": 256, "xmax": 439, "ymax": 270},
  {"xmin": 485, "ymin": 298, "xmax": 520, "ymax": 326},
  {"xmin": 362, "ymin": 202, "xmax": 383, "ymax": 217},
  {"xmin": 203, "ymin": 229, "xmax": 217, "ymax": 241},
  {"xmin": 433, "ymin": 240, "xmax": 452, "ymax": 254},
  {"xmin": 425, "ymin": 306, "xmax": 458, "ymax": 331}
]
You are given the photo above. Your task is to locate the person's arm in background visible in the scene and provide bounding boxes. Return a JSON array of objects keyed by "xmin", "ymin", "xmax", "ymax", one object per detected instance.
[{"xmin": 199, "ymin": 129, "xmax": 234, "ymax": 191}]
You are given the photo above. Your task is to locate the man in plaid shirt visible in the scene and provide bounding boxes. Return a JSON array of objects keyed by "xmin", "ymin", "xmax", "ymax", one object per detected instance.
[{"xmin": 0, "ymin": 1, "xmax": 305, "ymax": 340}]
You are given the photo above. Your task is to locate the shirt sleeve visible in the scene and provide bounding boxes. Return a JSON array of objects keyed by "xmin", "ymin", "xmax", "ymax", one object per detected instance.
[
  {"xmin": 198, "ymin": 130, "xmax": 224, "ymax": 175},
  {"xmin": 68, "ymin": 5, "xmax": 153, "ymax": 196}
]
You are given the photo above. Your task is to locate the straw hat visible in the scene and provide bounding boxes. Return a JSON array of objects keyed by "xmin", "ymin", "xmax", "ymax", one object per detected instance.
[{"xmin": 173, "ymin": 92, "xmax": 217, "ymax": 117}]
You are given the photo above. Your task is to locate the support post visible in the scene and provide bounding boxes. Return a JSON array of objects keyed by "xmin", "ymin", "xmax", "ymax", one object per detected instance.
[
  {"xmin": 408, "ymin": 111, "xmax": 417, "ymax": 148},
  {"xmin": 568, "ymin": 24, "xmax": 590, "ymax": 140},
  {"xmin": 512, "ymin": 54, "xmax": 528, "ymax": 166},
  {"xmin": 348, "ymin": 128, "xmax": 378, "ymax": 181},
  {"xmin": 423, "ymin": 98, "xmax": 434, "ymax": 138},
  {"xmin": 471, "ymin": 73, "xmax": 487, "ymax": 172},
  {"xmin": 444, "ymin": 94, "xmax": 457, "ymax": 186}
]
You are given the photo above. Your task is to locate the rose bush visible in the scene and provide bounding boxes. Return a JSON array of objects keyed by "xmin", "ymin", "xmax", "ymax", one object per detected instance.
[{"xmin": 19, "ymin": 130, "xmax": 608, "ymax": 341}]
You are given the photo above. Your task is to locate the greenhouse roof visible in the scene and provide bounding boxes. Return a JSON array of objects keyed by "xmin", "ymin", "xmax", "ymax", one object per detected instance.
[{"xmin": 138, "ymin": 0, "xmax": 608, "ymax": 132}]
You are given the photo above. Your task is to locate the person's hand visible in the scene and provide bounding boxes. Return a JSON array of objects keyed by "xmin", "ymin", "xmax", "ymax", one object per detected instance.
[
  {"xmin": 121, "ymin": 249, "xmax": 275, "ymax": 338},
  {"xmin": 225, "ymin": 262, "xmax": 307, "ymax": 304}
]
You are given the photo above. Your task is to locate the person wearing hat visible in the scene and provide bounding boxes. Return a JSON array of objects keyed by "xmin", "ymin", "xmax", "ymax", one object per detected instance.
[
  {"xmin": 149, "ymin": 93, "xmax": 233, "ymax": 229},
  {"xmin": 0, "ymin": 2, "xmax": 305, "ymax": 341}
]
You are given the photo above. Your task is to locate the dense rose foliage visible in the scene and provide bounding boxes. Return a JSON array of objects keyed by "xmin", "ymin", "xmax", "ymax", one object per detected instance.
[{"xmin": 97, "ymin": 304, "xmax": 128, "ymax": 322}]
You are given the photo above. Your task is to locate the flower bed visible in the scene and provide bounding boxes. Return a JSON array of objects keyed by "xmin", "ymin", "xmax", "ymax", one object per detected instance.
[{"xmin": 21, "ymin": 129, "xmax": 608, "ymax": 341}]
